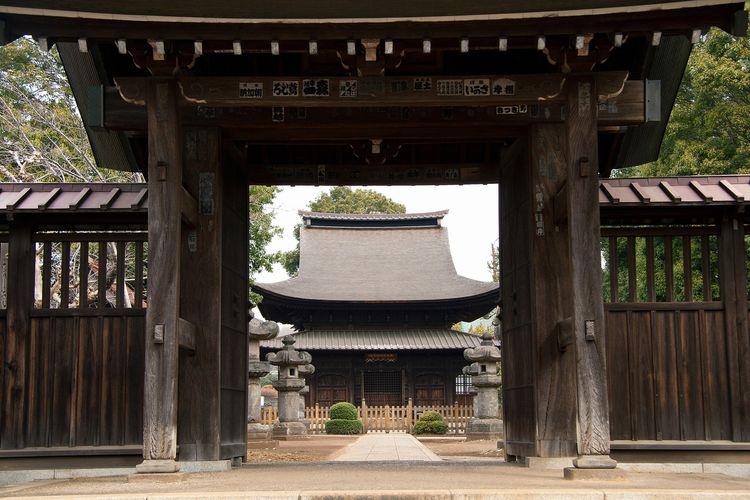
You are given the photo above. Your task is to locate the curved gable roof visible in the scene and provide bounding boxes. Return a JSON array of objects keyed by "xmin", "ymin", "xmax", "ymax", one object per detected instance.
[{"xmin": 255, "ymin": 212, "xmax": 497, "ymax": 303}]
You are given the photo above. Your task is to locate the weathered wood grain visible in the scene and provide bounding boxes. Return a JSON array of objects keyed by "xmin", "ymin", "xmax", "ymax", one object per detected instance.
[
  {"xmin": 142, "ymin": 79, "xmax": 183, "ymax": 463},
  {"xmin": 177, "ymin": 127, "xmax": 222, "ymax": 461},
  {"xmin": 566, "ymin": 75, "xmax": 611, "ymax": 457},
  {"xmin": 219, "ymin": 157, "xmax": 250, "ymax": 459},
  {"xmin": 2, "ymin": 225, "xmax": 34, "ymax": 449},
  {"xmin": 530, "ymin": 123, "xmax": 577, "ymax": 457}
]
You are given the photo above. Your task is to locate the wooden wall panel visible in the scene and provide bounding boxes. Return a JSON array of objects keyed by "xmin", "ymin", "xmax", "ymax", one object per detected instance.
[
  {"xmin": 75, "ymin": 317, "xmax": 103, "ymax": 446},
  {"xmin": 605, "ymin": 311, "xmax": 630, "ymax": 440},
  {"xmin": 703, "ymin": 310, "xmax": 731, "ymax": 440},
  {"xmin": 629, "ymin": 312, "xmax": 655, "ymax": 440},
  {"xmin": 124, "ymin": 316, "xmax": 145, "ymax": 445},
  {"xmin": 17, "ymin": 313, "xmax": 146, "ymax": 450},
  {"xmin": 652, "ymin": 311, "xmax": 680, "ymax": 441},
  {"xmin": 676, "ymin": 311, "xmax": 705, "ymax": 440},
  {"xmin": 99, "ymin": 317, "xmax": 125, "ymax": 445},
  {"xmin": 606, "ymin": 307, "xmax": 734, "ymax": 442},
  {"xmin": 26, "ymin": 318, "xmax": 53, "ymax": 447},
  {"xmin": 50, "ymin": 317, "xmax": 77, "ymax": 447}
]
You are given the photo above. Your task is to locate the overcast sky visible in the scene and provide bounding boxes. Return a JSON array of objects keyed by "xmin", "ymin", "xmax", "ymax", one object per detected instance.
[{"xmin": 255, "ymin": 184, "xmax": 500, "ymax": 285}]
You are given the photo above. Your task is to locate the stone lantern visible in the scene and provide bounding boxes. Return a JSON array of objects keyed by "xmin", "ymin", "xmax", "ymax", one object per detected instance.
[
  {"xmin": 247, "ymin": 311, "xmax": 279, "ymax": 441},
  {"xmin": 266, "ymin": 336, "xmax": 313, "ymax": 438},
  {"xmin": 298, "ymin": 363, "xmax": 315, "ymax": 427},
  {"xmin": 462, "ymin": 362, "xmax": 480, "ymax": 417},
  {"xmin": 463, "ymin": 331, "xmax": 503, "ymax": 440}
]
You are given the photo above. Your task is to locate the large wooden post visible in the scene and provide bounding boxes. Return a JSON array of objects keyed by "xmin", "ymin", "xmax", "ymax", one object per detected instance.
[
  {"xmin": 138, "ymin": 80, "xmax": 183, "ymax": 473},
  {"xmin": 1, "ymin": 224, "xmax": 34, "ymax": 449},
  {"xmin": 177, "ymin": 127, "xmax": 223, "ymax": 460},
  {"xmin": 719, "ymin": 217, "xmax": 750, "ymax": 442},
  {"xmin": 565, "ymin": 75, "xmax": 615, "ymax": 468},
  {"xmin": 501, "ymin": 77, "xmax": 615, "ymax": 465}
]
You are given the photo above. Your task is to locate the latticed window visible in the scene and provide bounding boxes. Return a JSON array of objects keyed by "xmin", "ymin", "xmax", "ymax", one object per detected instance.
[{"xmin": 455, "ymin": 374, "xmax": 471, "ymax": 395}]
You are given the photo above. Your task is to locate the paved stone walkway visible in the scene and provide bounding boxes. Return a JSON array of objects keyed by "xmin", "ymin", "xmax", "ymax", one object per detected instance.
[{"xmin": 333, "ymin": 433, "xmax": 442, "ymax": 461}]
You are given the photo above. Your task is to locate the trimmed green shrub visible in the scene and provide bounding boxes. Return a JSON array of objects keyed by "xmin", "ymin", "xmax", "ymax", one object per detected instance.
[
  {"xmin": 412, "ymin": 411, "xmax": 448, "ymax": 435},
  {"xmin": 325, "ymin": 418, "xmax": 363, "ymax": 435},
  {"xmin": 329, "ymin": 402, "xmax": 358, "ymax": 420},
  {"xmin": 418, "ymin": 411, "xmax": 444, "ymax": 422}
]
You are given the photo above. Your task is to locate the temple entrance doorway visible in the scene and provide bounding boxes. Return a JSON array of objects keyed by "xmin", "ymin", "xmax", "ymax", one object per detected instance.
[{"xmin": 363, "ymin": 370, "xmax": 402, "ymax": 406}]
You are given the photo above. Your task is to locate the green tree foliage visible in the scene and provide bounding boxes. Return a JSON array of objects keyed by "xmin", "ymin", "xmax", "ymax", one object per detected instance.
[
  {"xmin": 249, "ymin": 185, "xmax": 282, "ymax": 279},
  {"xmin": 0, "ymin": 37, "xmax": 135, "ymax": 182},
  {"xmin": 600, "ymin": 234, "xmax": 721, "ymax": 304},
  {"xmin": 617, "ymin": 26, "xmax": 750, "ymax": 177},
  {"xmin": 280, "ymin": 187, "xmax": 406, "ymax": 276},
  {"xmin": 306, "ymin": 186, "xmax": 407, "ymax": 214},
  {"xmin": 0, "ymin": 38, "xmax": 282, "ymax": 298},
  {"xmin": 487, "ymin": 243, "xmax": 499, "ymax": 283}
]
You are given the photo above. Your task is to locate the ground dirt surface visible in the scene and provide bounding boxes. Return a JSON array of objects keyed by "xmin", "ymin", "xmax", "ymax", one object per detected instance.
[
  {"xmin": 246, "ymin": 435, "xmax": 359, "ymax": 463},
  {"xmin": 3, "ymin": 462, "xmax": 750, "ymax": 497}
]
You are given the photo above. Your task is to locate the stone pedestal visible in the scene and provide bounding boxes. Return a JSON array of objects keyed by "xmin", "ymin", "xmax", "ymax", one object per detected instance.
[
  {"xmin": 464, "ymin": 332, "xmax": 504, "ymax": 441},
  {"xmin": 267, "ymin": 337, "xmax": 314, "ymax": 440},
  {"xmin": 247, "ymin": 312, "xmax": 279, "ymax": 444}
]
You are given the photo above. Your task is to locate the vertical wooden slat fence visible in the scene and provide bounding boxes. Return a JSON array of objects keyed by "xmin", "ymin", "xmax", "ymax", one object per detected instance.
[{"xmin": 262, "ymin": 400, "xmax": 474, "ymax": 435}]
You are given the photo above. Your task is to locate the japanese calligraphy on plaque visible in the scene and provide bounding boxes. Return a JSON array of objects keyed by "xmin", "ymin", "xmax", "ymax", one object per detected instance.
[
  {"xmin": 534, "ymin": 184, "xmax": 545, "ymax": 237},
  {"xmin": 496, "ymin": 104, "xmax": 528, "ymax": 115},
  {"xmin": 437, "ymin": 79, "xmax": 464, "ymax": 96},
  {"xmin": 492, "ymin": 78, "xmax": 516, "ymax": 96},
  {"xmin": 303, "ymin": 79, "xmax": 330, "ymax": 97},
  {"xmin": 413, "ymin": 77, "xmax": 432, "ymax": 91},
  {"xmin": 463, "ymin": 78, "xmax": 490, "ymax": 96},
  {"xmin": 339, "ymin": 80, "xmax": 357, "ymax": 97},
  {"xmin": 272, "ymin": 80, "xmax": 299, "ymax": 97},
  {"xmin": 238, "ymin": 82, "xmax": 263, "ymax": 98}
]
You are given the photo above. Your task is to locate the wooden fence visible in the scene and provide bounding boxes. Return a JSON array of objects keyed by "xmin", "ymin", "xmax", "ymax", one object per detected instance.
[{"xmin": 261, "ymin": 400, "xmax": 473, "ymax": 435}]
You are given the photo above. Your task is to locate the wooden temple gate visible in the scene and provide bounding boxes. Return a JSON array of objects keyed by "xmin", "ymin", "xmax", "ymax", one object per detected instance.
[{"xmin": 0, "ymin": 0, "xmax": 747, "ymax": 471}]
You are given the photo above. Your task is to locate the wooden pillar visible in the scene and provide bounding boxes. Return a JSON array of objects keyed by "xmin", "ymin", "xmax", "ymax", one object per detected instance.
[
  {"xmin": 566, "ymin": 75, "xmax": 614, "ymax": 467},
  {"xmin": 138, "ymin": 80, "xmax": 183, "ymax": 473},
  {"xmin": 501, "ymin": 78, "xmax": 614, "ymax": 464},
  {"xmin": 719, "ymin": 217, "xmax": 750, "ymax": 442},
  {"xmin": 2, "ymin": 224, "xmax": 34, "ymax": 449},
  {"xmin": 177, "ymin": 127, "xmax": 223, "ymax": 460}
]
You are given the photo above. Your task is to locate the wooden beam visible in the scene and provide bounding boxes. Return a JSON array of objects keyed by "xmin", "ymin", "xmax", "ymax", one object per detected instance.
[
  {"xmin": 104, "ymin": 81, "xmax": 645, "ymax": 134},
  {"xmin": 7, "ymin": 5, "xmax": 738, "ymax": 43},
  {"xmin": 177, "ymin": 318, "xmax": 197, "ymax": 353},
  {"xmin": 115, "ymin": 72, "xmax": 630, "ymax": 108},
  {"xmin": 247, "ymin": 162, "xmax": 500, "ymax": 186}
]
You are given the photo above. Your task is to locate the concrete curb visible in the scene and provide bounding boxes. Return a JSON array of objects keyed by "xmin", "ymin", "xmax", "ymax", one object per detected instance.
[{"xmin": 4, "ymin": 489, "xmax": 750, "ymax": 500}]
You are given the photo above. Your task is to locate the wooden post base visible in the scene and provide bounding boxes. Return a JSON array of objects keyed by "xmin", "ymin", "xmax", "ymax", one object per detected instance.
[
  {"xmin": 573, "ymin": 454, "xmax": 618, "ymax": 469},
  {"xmin": 135, "ymin": 459, "xmax": 180, "ymax": 474}
]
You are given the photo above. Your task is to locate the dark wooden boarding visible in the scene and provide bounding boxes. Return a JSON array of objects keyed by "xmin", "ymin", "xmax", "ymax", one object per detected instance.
[
  {"xmin": 1, "ymin": 178, "xmax": 746, "ymax": 457},
  {"xmin": 0, "ymin": 0, "xmax": 747, "ymax": 466}
]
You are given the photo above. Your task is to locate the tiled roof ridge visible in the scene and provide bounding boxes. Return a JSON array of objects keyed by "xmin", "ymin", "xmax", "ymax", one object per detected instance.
[{"xmin": 299, "ymin": 210, "xmax": 449, "ymax": 221}]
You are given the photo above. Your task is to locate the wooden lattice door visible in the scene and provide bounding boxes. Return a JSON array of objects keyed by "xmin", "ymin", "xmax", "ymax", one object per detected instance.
[
  {"xmin": 316, "ymin": 374, "xmax": 348, "ymax": 407},
  {"xmin": 415, "ymin": 373, "xmax": 445, "ymax": 406},
  {"xmin": 363, "ymin": 370, "xmax": 402, "ymax": 406}
]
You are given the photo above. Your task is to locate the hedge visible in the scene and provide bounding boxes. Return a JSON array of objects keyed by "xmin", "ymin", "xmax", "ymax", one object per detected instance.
[
  {"xmin": 325, "ymin": 419, "xmax": 363, "ymax": 435},
  {"xmin": 412, "ymin": 411, "xmax": 448, "ymax": 435},
  {"xmin": 329, "ymin": 402, "xmax": 358, "ymax": 420}
]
